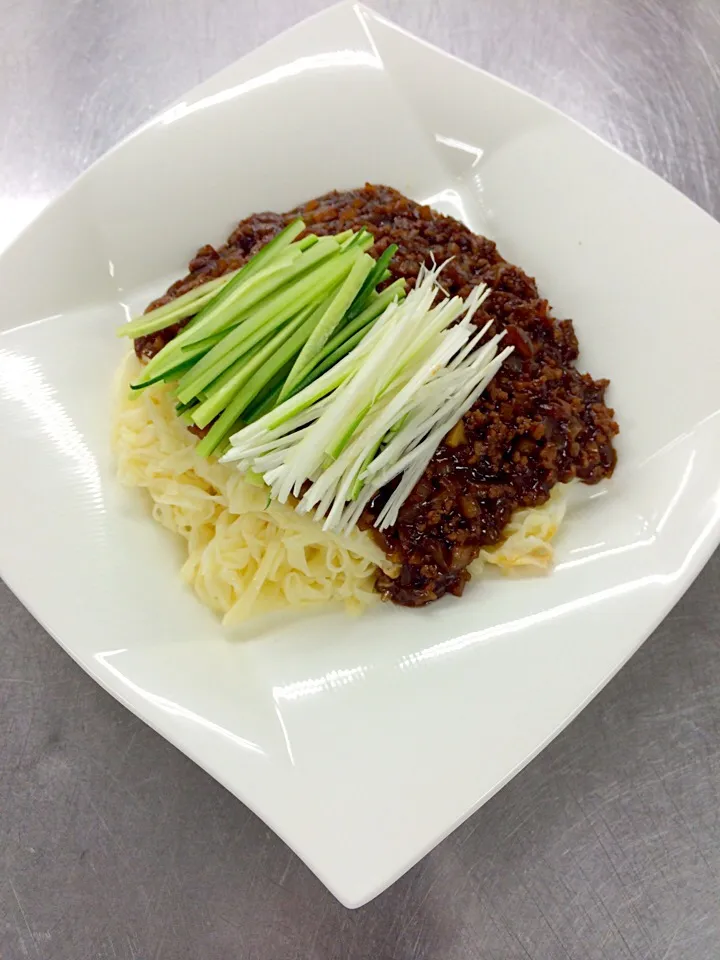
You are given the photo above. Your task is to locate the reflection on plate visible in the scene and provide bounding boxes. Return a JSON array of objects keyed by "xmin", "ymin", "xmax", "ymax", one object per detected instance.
[{"xmin": 0, "ymin": 2, "xmax": 719, "ymax": 907}]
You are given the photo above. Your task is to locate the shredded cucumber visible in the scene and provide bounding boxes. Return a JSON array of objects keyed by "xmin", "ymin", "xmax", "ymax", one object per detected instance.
[
  {"xmin": 118, "ymin": 224, "xmax": 412, "ymax": 461},
  {"xmin": 278, "ymin": 253, "xmax": 374, "ymax": 401},
  {"xmin": 130, "ymin": 219, "xmax": 305, "ymax": 386}
]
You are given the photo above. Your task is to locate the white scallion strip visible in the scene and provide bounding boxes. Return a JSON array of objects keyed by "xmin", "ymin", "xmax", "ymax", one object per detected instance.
[{"xmin": 221, "ymin": 263, "xmax": 513, "ymax": 533}]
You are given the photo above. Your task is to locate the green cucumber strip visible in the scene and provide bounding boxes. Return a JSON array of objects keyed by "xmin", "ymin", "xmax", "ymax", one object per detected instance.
[
  {"xmin": 321, "ymin": 291, "xmax": 455, "ymax": 463},
  {"xmin": 191, "ymin": 304, "xmax": 315, "ymax": 429},
  {"xmin": 296, "ymin": 234, "xmax": 318, "ymax": 251},
  {"xmin": 194, "ymin": 304, "xmax": 327, "ymax": 457},
  {"xmin": 175, "ymin": 251, "xmax": 358, "ymax": 404},
  {"xmin": 118, "ymin": 270, "xmax": 240, "ymax": 340},
  {"xmin": 286, "ymin": 279, "xmax": 406, "ymax": 397},
  {"xmin": 176, "ymin": 328, "xmax": 272, "ymax": 406},
  {"xmin": 346, "ymin": 244, "xmax": 397, "ymax": 321},
  {"xmin": 130, "ymin": 333, "xmax": 218, "ymax": 387},
  {"xmin": 129, "ymin": 357, "xmax": 196, "ymax": 390},
  {"xmin": 175, "ymin": 398, "xmax": 199, "ymax": 415},
  {"xmin": 330, "ymin": 280, "xmax": 404, "ymax": 351},
  {"xmin": 282, "ymin": 280, "xmax": 404, "ymax": 465},
  {"xmin": 288, "ymin": 287, "xmax": 404, "ymax": 402},
  {"xmin": 245, "ymin": 380, "xmax": 283, "ymax": 422},
  {"xmin": 291, "ymin": 325, "xmax": 373, "ymax": 396},
  {"xmin": 182, "ymin": 330, "xmax": 226, "ymax": 351},
  {"xmin": 243, "ymin": 357, "xmax": 300, "ymax": 420},
  {"xmin": 173, "ymin": 237, "xmax": 347, "ymax": 398},
  {"xmin": 213, "ymin": 303, "xmax": 326, "ymax": 422},
  {"xmin": 253, "ymin": 339, "xmax": 372, "ymax": 435},
  {"xmin": 193, "ymin": 401, "xmax": 244, "ymax": 458},
  {"xmin": 134, "ymin": 219, "xmax": 305, "ymax": 384},
  {"xmin": 120, "ymin": 228, "xmax": 321, "ymax": 341},
  {"xmin": 193, "ymin": 322, "xmax": 280, "ymax": 398},
  {"xmin": 243, "ymin": 470, "xmax": 266, "ymax": 487},
  {"xmin": 279, "ymin": 253, "xmax": 374, "ymax": 401},
  {"xmin": 176, "ymin": 234, "xmax": 340, "ymax": 351},
  {"xmin": 341, "ymin": 229, "xmax": 373, "ymax": 253},
  {"xmin": 325, "ymin": 404, "xmax": 372, "ymax": 462},
  {"xmin": 349, "ymin": 437, "xmax": 384, "ymax": 499}
]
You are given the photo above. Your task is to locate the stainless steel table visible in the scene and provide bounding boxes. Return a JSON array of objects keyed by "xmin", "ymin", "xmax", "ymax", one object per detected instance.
[{"xmin": 2, "ymin": 1, "xmax": 719, "ymax": 957}]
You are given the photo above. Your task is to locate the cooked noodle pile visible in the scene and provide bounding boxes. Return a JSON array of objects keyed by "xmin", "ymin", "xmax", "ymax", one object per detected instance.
[
  {"xmin": 113, "ymin": 355, "xmax": 567, "ymax": 624},
  {"xmin": 474, "ymin": 483, "xmax": 567, "ymax": 573}
]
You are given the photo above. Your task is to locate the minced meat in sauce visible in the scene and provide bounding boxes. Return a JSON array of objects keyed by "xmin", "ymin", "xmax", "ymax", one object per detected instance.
[{"xmin": 135, "ymin": 184, "xmax": 618, "ymax": 607}]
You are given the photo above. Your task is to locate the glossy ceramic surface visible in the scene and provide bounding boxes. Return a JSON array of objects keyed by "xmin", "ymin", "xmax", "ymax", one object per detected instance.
[{"xmin": 1, "ymin": 2, "xmax": 719, "ymax": 908}]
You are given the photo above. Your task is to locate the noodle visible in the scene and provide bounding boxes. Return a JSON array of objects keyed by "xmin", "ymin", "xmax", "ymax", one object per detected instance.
[
  {"xmin": 113, "ymin": 355, "xmax": 390, "ymax": 624},
  {"xmin": 113, "ymin": 354, "xmax": 568, "ymax": 624},
  {"xmin": 473, "ymin": 482, "xmax": 568, "ymax": 574}
]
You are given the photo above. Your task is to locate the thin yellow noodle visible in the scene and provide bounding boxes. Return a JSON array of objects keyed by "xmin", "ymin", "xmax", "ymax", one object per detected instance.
[
  {"xmin": 112, "ymin": 353, "xmax": 568, "ymax": 625},
  {"xmin": 113, "ymin": 354, "xmax": 392, "ymax": 624},
  {"xmin": 471, "ymin": 481, "xmax": 569, "ymax": 574}
]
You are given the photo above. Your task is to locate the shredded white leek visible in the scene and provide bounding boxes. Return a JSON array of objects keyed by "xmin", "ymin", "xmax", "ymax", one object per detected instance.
[{"xmin": 221, "ymin": 264, "xmax": 513, "ymax": 533}]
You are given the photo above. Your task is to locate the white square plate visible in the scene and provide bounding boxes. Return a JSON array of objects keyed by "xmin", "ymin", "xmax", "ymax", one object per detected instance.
[{"xmin": 1, "ymin": 2, "xmax": 719, "ymax": 907}]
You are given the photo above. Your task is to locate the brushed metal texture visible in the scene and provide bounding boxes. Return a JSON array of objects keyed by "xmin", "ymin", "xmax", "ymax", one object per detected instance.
[{"xmin": 1, "ymin": 1, "xmax": 719, "ymax": 956}]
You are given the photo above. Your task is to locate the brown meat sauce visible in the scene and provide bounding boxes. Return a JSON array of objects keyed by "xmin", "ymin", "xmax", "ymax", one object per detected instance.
[{"xmin": 136, "ymin": 184, "xmax": 618, "ymax": 606}]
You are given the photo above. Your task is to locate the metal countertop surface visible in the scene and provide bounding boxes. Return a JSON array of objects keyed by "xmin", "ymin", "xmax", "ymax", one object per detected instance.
[{"xmin": 1, "ymin": 1, "xmax": 719, "ymax": 957}]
